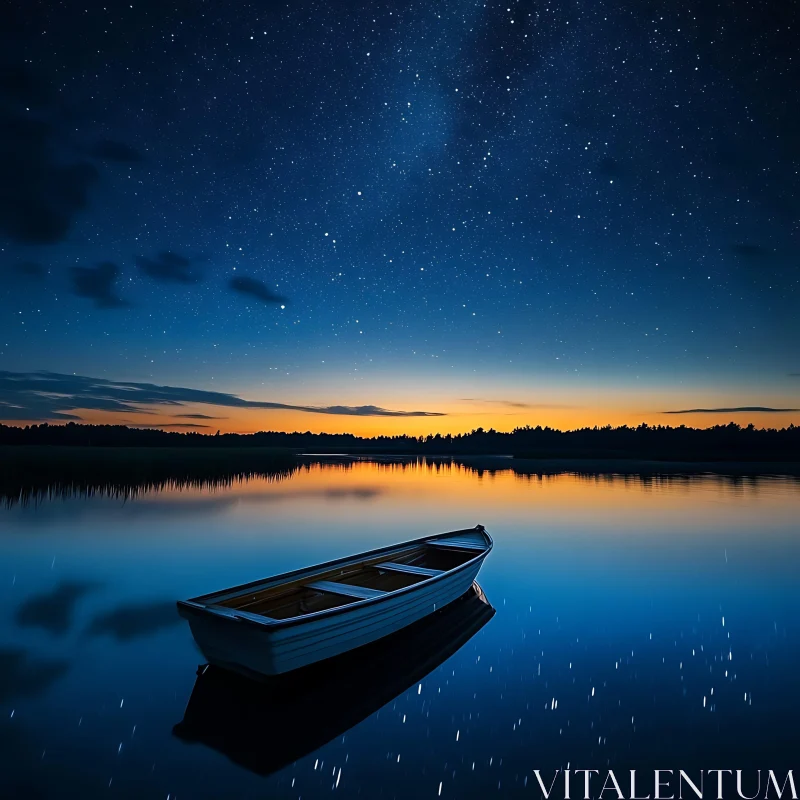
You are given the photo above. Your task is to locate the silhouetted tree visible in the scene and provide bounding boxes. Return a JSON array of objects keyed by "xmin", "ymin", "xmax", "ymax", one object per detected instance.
[{"xmin": 0, "ymin": 421, "xmax": 798, "ymax": 461}]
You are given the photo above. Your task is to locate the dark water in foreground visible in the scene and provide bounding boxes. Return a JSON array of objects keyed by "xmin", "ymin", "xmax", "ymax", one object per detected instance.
[{"xmin": 1, "ymin": 459, "xmax": 799, "ymax": 798}]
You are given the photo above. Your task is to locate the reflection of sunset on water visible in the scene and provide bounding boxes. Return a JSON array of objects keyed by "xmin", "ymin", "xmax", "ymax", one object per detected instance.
[
  {"xmin": 114, "ymin": 460, "xmax": 800, "ymax": 568},
  {"xmin": 3, "ymin": 458, "xmax": 800, "ymax": 795},
  {"xmin": 160, "ymin": 456, "xmax": 800, "ymax": 510}
]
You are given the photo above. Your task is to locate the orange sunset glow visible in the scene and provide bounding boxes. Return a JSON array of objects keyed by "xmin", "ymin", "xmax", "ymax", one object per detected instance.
[{"xmin": 56, "ymin": 398, "xmax": 800, "ymax": 437}]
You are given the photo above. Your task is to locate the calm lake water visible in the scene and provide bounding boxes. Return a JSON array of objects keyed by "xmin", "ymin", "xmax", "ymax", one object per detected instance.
[{"xmin": 1, "ymin": 458, "xmax": 799, "ymax": 798}]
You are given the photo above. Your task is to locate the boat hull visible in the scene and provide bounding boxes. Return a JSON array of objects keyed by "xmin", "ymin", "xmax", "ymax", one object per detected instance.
[
  {"xmin": 173, "ymin": 583, "xmax": 495, "ymax": 775},
  {"xmin": 180, "ymin": 555, "xmax": 487, "ymax": 675}
]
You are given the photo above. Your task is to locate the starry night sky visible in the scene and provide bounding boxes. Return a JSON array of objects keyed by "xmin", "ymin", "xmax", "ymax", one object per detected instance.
[{"xmin": 1, "ymin": 0, "xmax": 798, "ymax": 435}]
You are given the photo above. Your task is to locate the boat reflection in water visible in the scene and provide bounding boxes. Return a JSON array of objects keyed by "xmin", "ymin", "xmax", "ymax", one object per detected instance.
[{"xmin": 173, "ymin": 582, "xmax": 495, "ymax": 776}]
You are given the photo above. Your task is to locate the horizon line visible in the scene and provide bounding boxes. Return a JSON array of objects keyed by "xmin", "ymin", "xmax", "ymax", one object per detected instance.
[{"xmin": 2, "ymin": 420, "xmax": 798, "ymax": 438}]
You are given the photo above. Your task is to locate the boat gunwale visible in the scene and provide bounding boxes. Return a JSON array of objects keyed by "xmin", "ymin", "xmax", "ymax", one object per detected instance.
[{"xmin": 177, "ymin": 525, "xmax": 492, "ymax": 631}]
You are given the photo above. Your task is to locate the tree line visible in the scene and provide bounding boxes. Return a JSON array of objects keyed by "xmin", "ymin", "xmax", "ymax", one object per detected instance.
[{"xmin": 1, "ymin": 421, "xmax": 798, "ymax": 461}]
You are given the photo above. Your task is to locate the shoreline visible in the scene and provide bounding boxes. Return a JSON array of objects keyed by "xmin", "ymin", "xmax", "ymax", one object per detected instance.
[
  {"xmin": 300, "ymin": 453, "xmax": 800, "ymax": 476},
  {"xmin": 3, "ymin": 447, "xmax": 798, "ymax": 506},
  {"xmin": 3, "ymin": 445, "xmax": 800, "ymax": 476}
]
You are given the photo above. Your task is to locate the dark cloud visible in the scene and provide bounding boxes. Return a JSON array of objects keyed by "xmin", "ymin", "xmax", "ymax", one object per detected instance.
[
  {"xmin": 0, "ymin": 370, "xmax": 446, "ymax": 422},
  {"xmin": 0, "ymin": 648, "xmax": 69, "ymax": 704},
  {"xmin": 130, "ymin": 423, "xmax": 211, "ymax": 429},
  {"xmin": 14, "ymin": 261, "xmax": 44, "ymax": 277},
  {"xmin": 731, "ymin": 243, "xmax": 774, "ymax": 260},
  {"xmin": 15, "ymin": 580, "xmax": 98, "ymax": 635},
  {"xmin": 136, "ymin": 251, "xmax": 202, "ymax": 283},
  {"xmin": 0, "ymin": 64, "xmax": 99, "ymax": 245},
  {"xmin": 0, "ymin": 120, "xmax": 98, "ymax": 245},
  {"xmin": 0, "ymin": 65, "xmax": 140, "ymax": 246},
  {"xmin": 90, "ymin": 139, "xmax": 143, "ymax": 163},
  {"xmin": 229, "ymin": 275, "xmax": 287, "ymax": 305},
  {"xmin": 320, "ymin": 487, "xmax": 382, "ymax": 500},
  {"xmin": 308, "ymin": 405, "xmax": 443, "ymax": 417},
  {"xmin": 460, "ymin": 398, "xmax": 576, "ymax": 409},
  {"xmin": 664, "ymin": 407, "xmax": 799, "ymax": 414},
  {"xmin": 69, "ymin": 261, "xmax": 129, "ymax": 308},
  {"xmin": 86, "ymin": 600, "xmax": 180, "ymax": 641},
  {"xmin": 174, "ymin": 413, "xmax": 227, "ymax": 420},
  {"xmin": 461, "ymin": 398, "xmax": 532, "ymax": 408},
  {"xmin": 242, "ymin": 486, "xmax": 385, "ymax": 502}
]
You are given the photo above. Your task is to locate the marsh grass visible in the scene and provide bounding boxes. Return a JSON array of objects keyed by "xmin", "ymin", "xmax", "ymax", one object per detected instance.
[{"xmin": 1, "ymin": 446, "xmax": 299, "ymax": 506}]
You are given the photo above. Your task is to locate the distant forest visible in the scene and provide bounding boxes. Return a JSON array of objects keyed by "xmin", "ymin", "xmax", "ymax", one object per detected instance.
[{"xmin": 1, "ymin": 421, "xmax": 798, "ymax": 461}]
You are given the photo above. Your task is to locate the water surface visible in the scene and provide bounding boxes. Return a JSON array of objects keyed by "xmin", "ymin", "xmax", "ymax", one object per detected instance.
[{"xmin": 1, "ymin": 459, "xmax": 799, "ymax": 797}]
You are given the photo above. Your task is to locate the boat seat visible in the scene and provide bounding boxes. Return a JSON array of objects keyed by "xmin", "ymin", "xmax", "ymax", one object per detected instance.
[
  {"xmin": 306, "ymin": 580, "xmax": 386, "ymax": 601},
  {"xmin": 427, "ymin": 539, "xmax": 485, "ymax": 551},
  {"xmin": 377, "ymin": 562, "xmax": 444, "ymax": 578}
]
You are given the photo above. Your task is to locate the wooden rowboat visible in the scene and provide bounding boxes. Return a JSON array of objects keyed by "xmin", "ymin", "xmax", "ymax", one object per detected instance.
[
  {"xmin": 174, "ymin": 583, "xmax": 495, "ymax": 775},
  {"xmin": 177, "ymin": 524, "xmax": 493, "ymax": 676}
]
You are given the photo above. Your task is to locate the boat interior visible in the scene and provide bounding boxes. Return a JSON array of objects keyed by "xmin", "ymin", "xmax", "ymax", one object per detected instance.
[{"xmin": 212, "ymin": 537, "xmax": 486, "ymax": 621}]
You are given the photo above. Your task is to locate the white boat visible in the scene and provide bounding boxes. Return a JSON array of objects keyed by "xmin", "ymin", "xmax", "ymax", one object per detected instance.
[
  {"xmin": 174, "ymin": 583, "xmax": 495, "ymax": 774},
  {"xmin": 177, "ymin": 524, "xmax": 493, "ymax": 676}
]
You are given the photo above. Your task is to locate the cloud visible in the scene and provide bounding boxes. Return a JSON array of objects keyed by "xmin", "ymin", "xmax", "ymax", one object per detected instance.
[
  {"xmin": 15, "ymin": 580, "xmax": 98, "ymax": 635},
  {"xmin": 664, "ymin": 406, "xmax": 799, "ymax": 414},
  {"xmin": 311, "ymin": 405, "xmax": 443, "ymax": 417},
  {"xmin": 130, "ymin": 423, "xmax": 211, "ymax": 429},
  {"xmin": 174, "ymin": 413, "xmax": 227, "ymax": 419},
  {"xmin": 0, "ymin": 370, "xmax": 445, "ymax": 422},
  {"xmin": 14, "ymin": 261, "xmax": 44, "ymax": 277},
  {"xmin": 460, "ymin": 398, "xmax": 576, "ymax": 409},
  {"xmin": 90, "ymin": 139, "xmax": 143, "ymax": 163},
  {"xmin": 136, "ymin": 250, "xmax": 202, "ymax": 283},
  {"xmin": 0, "ymin": 64, "xmax": 141, "ymax": 246},
  {"xmin": 0, "ymin": 64, "xmax": 99, "ymax": 244},
  {"xmin": 86, "ymin": 600, "xmax": 180, "ymax": 641},
  {"xmin": 70, "ymin": 261, "xmax": 129, "ymax": 308},
  {"xmin": 731, "ymin": 243, "xmax": 774, "ymax": 260},
  {"xmin": 229, "ymin": 275, "xmax": 287, "ymax": 305},
  {"xmin": 0, "ymin": 649, "xmax": 69, "ymax": 704}
]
